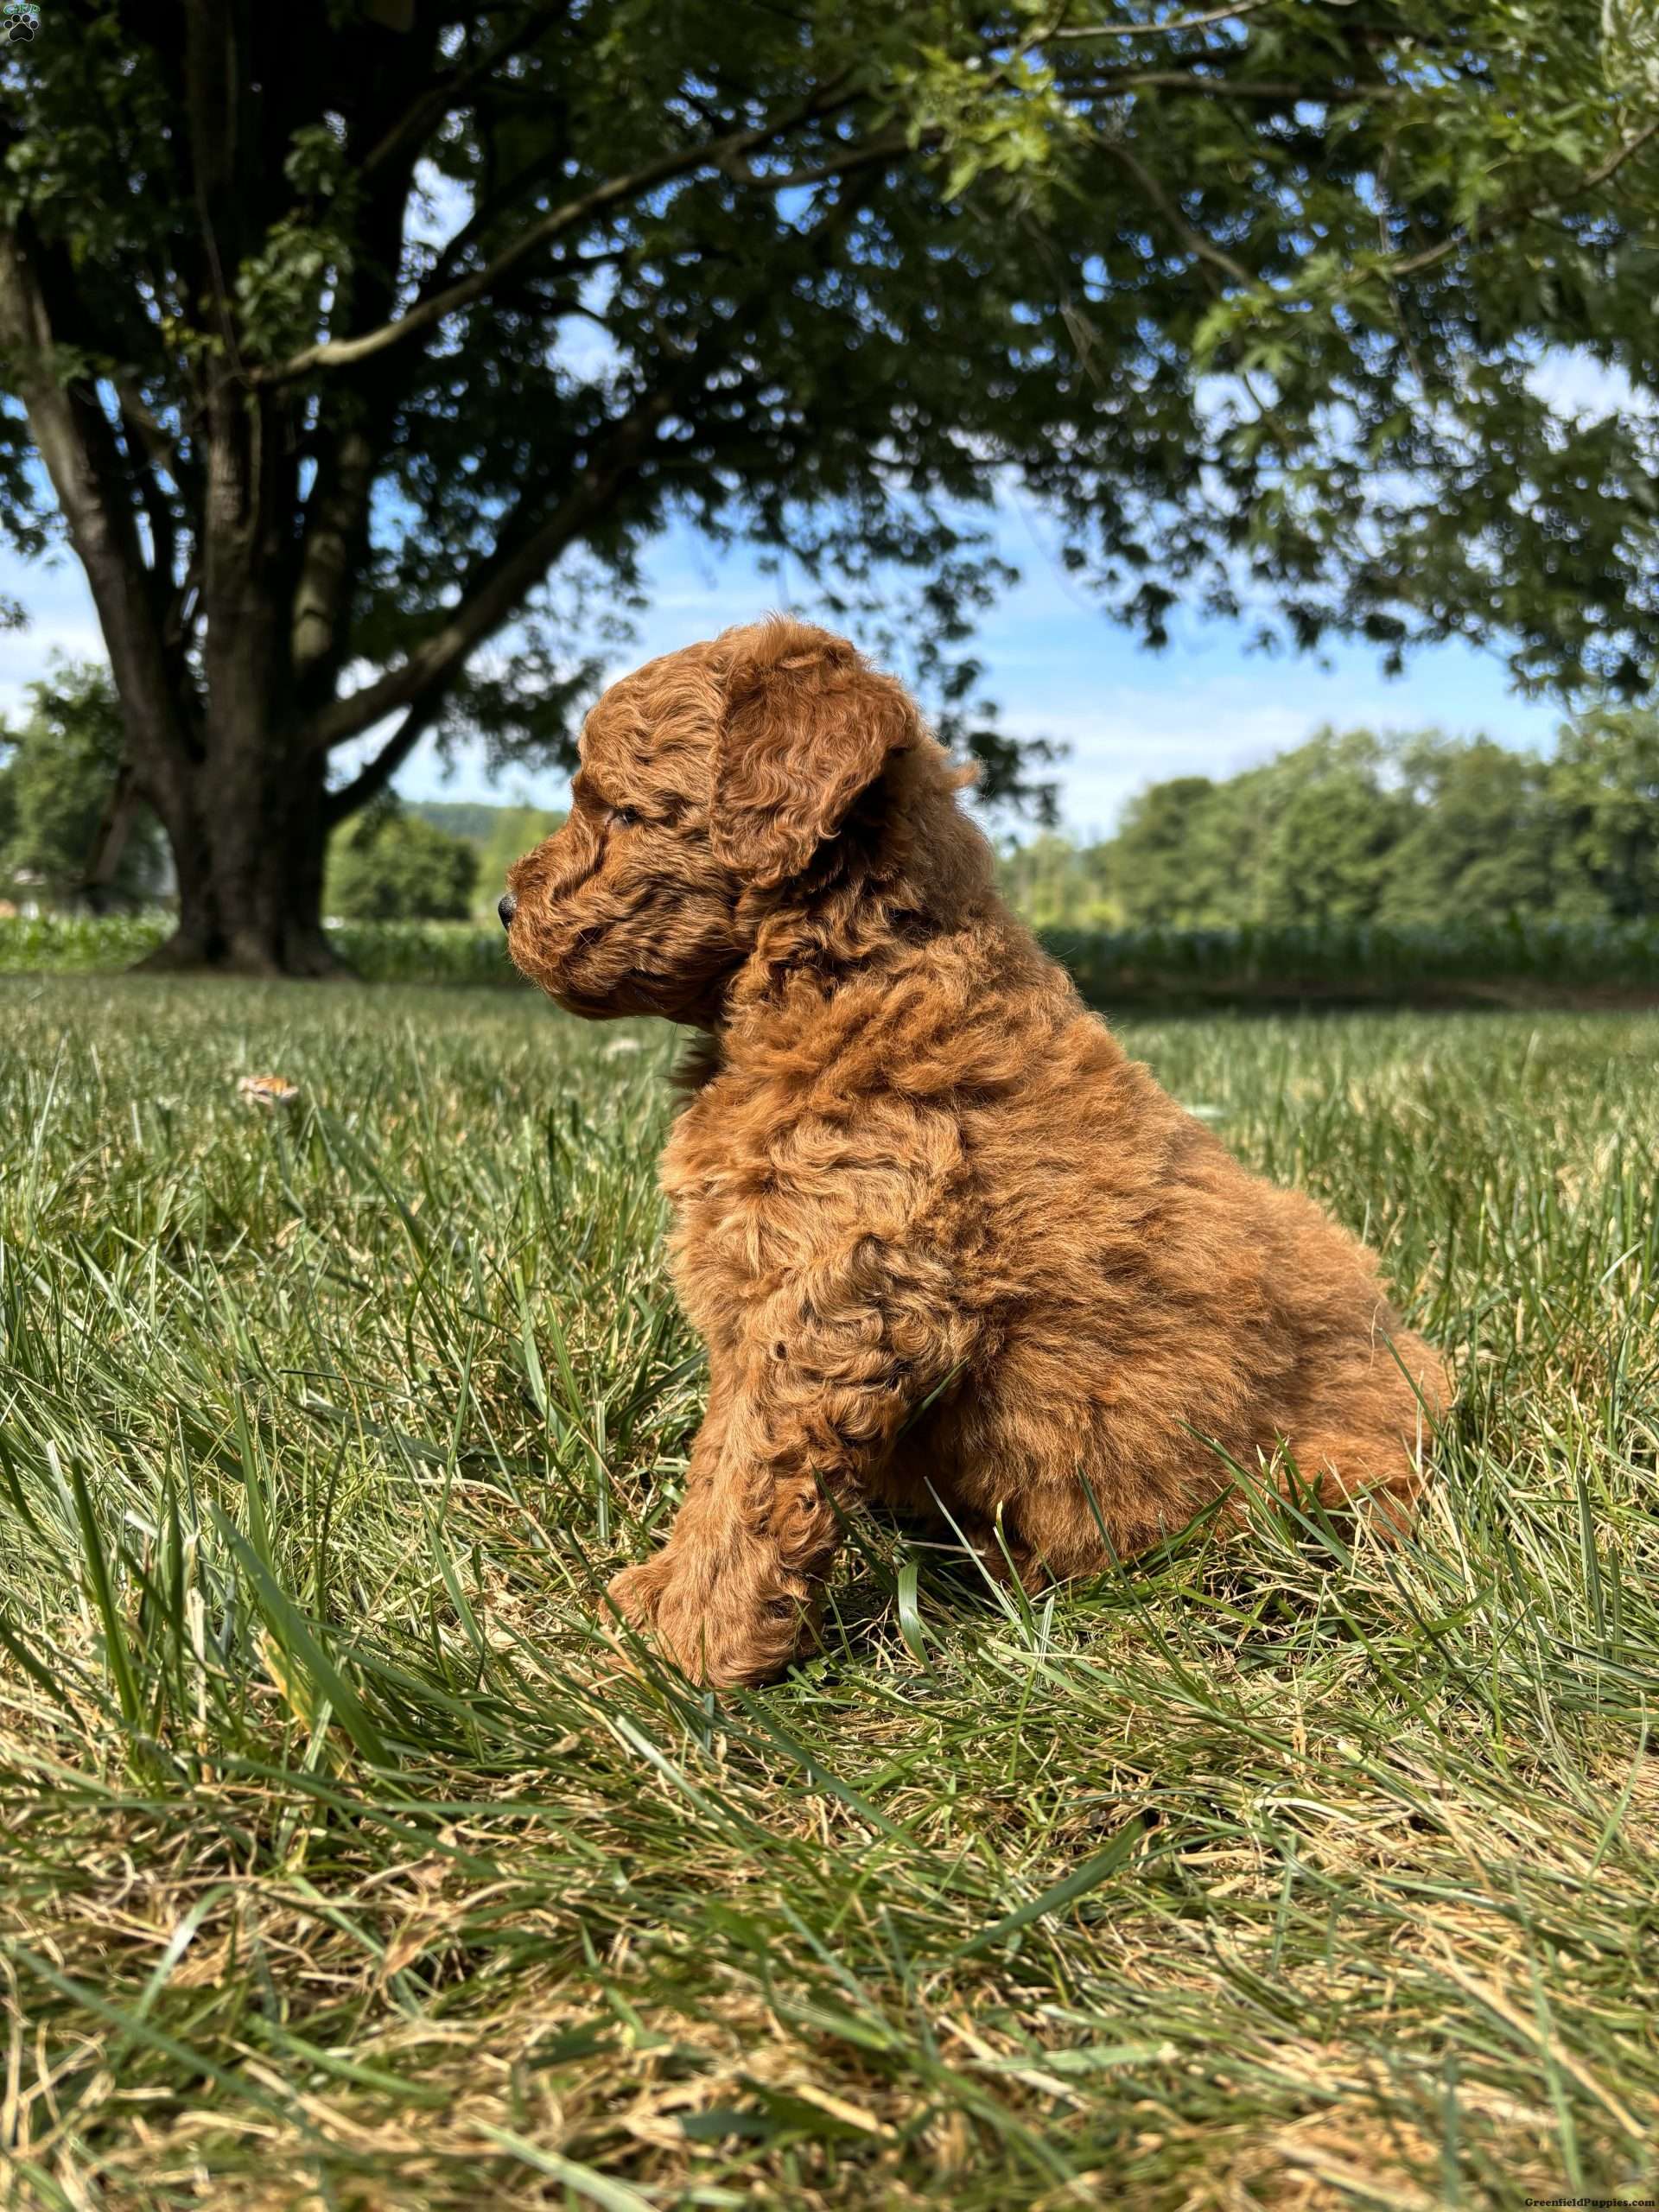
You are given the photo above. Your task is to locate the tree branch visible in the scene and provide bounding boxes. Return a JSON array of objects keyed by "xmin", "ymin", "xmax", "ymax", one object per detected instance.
[
  {"xmin": 112, "ymin": 372, "xmax": 194, "ymax": 494},
  {"xmin": 308, "ymin": 142, "xmax": 884, "ymax": 768},
  {"xmin": 303, "ymin": 381, "xmax": 680, "ymax": 752},
  {"xmin": 0, "ymin": 222, "xmax": 192, "ymax": 776},
  {"xmin": 164, "ymin": 552, "xmax": 201, "ymax": 655},
  {"xmin": 421, "ymin": 141, "xmax": 572, "ymax": 295},
  {"xmin": 1052, "ymin": 0, "xmax": 1275, "ymax": 39},
  {"xmin": 1096, "ymin": 133, "xmax": 1252, "ymax": 288},
  {"xmin": 112, "ymin": 388, "xmax": 179, "ymax": 601},
  {"xmin": 1379, "ymin": 112, "xmax": 1659, "ymax": 279},
  {"xmin": 259, "ymin": 82, "xmax": 859, "ymax": 384},
  {"xmin": 1070, "ymin": 69, "xmax": 1400, "ymax": 99},
  {"xmin": 321, "ymin": 691, "xmax": 446, "ymax": 826},
  {"xmin": 359, "ymin": 1, "xmax": 573, "ymax": 181},
  {"xmin": 292, "ymin": 419, "xmax": 378, "ymax": 692},
  {"xmin": 291, "ymin": 45, "xmax": 449, "ymax": 706},
  {"xmin": 719, "ymin": 123, "xmax": 920, "ymax": 190}
]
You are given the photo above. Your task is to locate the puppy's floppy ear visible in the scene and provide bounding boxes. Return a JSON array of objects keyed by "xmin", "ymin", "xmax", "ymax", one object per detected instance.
[{"xmin": 709, "ymin": 620, "xmax": 915, "ymax": 888}]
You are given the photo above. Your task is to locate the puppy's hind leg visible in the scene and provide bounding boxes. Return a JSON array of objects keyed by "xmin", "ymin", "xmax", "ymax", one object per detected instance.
[{"xmin": 1279, "ymin": 1328, "xmax": 1446, "ymax": 1541}]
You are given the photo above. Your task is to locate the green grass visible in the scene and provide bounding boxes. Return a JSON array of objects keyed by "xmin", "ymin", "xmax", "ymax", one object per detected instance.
[{"xmin": 2, "ymin": 976, "xmax": 1656, "ymax": 2210}]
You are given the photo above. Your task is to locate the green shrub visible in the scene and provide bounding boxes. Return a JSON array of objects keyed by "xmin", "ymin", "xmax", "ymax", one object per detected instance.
[{"xmin": 327, "ymin": 798, "xmax": 479, "ymax": 923}]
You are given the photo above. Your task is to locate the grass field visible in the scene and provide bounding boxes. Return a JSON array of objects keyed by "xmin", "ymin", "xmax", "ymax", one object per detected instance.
[{"xmin": 2, "ymin": 976, "xmax": 1656, "ymax": 2210}]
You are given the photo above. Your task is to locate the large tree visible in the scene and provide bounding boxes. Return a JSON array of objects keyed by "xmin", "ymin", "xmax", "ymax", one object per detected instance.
[{"xmin": 0, "ymin": 2, "xmax": 1651, "ymax": 971}]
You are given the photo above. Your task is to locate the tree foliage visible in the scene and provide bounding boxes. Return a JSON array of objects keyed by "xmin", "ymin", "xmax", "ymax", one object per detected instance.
[
  {"xmin": 400, "ymin": 800, "xmax": 565, "ymax": 916},
  {"xmin": 1549, "ymin": 706, "xmax": 1659, "ymax": 921},
  {"xmin": 1173, "ymin": 0, "xmax": 1659, "ymax": 698},
  {"xmin": 1376, "ymin": 738, "xmax": 1559, "ymax": 926}
]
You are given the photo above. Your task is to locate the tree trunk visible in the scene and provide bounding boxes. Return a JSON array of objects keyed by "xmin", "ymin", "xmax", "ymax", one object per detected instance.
[
  {"xmin": 140, "ymin": 748, "xmax": 342, "ymax": 976},
  {"xmin": 115, "ymin": 302, "xmax": 354, "ymax": 978}
]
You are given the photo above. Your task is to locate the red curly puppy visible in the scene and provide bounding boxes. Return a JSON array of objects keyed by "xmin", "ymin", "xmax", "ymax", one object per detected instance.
[{"xmin": 504, "ymin": 618, "xmax": 1446, "ymax": 1686}]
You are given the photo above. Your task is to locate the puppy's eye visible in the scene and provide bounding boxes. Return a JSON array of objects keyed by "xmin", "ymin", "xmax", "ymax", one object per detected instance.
[{"xmin": 610, "ymin": 806, "xmax": 642, "ymax": 830}]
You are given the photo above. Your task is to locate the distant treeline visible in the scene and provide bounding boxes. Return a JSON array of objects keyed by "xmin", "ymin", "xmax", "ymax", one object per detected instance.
[
  {"xmin": 11, "ymin": 659, "xmax": 1652, "ymax": 944},
  {"xmin": 997, "ymin": 709, "xmax": 1659, "ymax": 931}
]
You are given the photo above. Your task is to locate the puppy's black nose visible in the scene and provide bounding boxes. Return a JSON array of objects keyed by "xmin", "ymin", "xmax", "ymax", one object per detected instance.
[{"xmin": 498, "ymin": 893, "xmax": 518, "ymax": 930}]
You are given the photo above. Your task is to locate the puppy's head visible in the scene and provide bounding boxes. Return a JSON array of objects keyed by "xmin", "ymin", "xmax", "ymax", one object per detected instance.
[{"xmin": 503, "ymin": 618, "xmax": 922, "ymax": 1022}]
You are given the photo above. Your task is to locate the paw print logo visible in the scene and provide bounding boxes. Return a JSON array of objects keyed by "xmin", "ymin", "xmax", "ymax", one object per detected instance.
[{"xmin": 2, "ymin": 1, "xmax": 41, "ymax": 41}]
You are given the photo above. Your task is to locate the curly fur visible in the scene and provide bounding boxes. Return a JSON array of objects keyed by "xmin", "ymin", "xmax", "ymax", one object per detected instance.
[{"xmin": 505, "ymin": 618, "xmax": 1448, "ymax": 1687}]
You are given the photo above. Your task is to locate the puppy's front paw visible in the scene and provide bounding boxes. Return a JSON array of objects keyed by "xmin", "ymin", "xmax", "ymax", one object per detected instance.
[
  {"xmin": 601, "ymin": 1556, "xmax": 809, "ymax": 1688},
  {"xmin": 605, "ymin": 1558, "xmax": 669, "ymax": 1635},
  {"xmin": 604, "ymin": 1555, "xmax": 723, "ymax": 1682}
]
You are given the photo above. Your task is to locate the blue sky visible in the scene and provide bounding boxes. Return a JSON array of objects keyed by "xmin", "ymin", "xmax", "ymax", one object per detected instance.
[{"xmin": 0, "ymin": 499, "xmax": 1562, "ymax": 842}]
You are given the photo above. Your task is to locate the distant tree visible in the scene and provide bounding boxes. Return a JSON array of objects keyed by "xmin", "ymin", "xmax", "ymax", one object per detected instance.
[
  {"xmin": 1017, "ymin": 711, "xmax": 1659, "ymax": 932},
  {"xmin": 1107, "ymin": 734, "xmax": 1410, "ymax": 928},
  {"xmin": 1109, "ymin": 778, "xmax": 1226, "ymax": 928},
  {"xmin": 1245, "ymin": 732, "xmax": 1412, "ymax": 927},
  {"xmin": 995, "ymin": 830, "xmax": 1119, "ymax": 930},
  {"xmin": 1379, "ymin": 737, "xmax": 1558, "ymax": 925},
  {"xmin": 397, "ymin": 799, "xmax": 569, "ymax": 916},
  {"xmin": 327, "ymin": 798, "xmax": 478, "ymax": 923},
  {"xmin": 406, "ymin": 801, "xmax": 508, "ymax": 848},
  {"xmin": 1548, "ymin": 707, "xmax": 1659, "ymax": 921},
  {"xmin": 0, "ymin": 659, "xmax": 163, "ymax": 900}
]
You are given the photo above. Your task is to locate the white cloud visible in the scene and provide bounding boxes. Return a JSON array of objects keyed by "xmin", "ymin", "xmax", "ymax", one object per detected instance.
[
  {"xmin": 1019, "ymin": 685, "xmax": 1343, "ymax": 841},
  {"xmin": 1526, "ymin": 347, "xmax": 1637, "ymax": 421}
]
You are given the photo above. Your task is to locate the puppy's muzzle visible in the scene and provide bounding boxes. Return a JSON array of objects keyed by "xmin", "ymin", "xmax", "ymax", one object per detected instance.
[{"xmin": 498, "ymin": 893, "xmax": 518, "ymax": 930}]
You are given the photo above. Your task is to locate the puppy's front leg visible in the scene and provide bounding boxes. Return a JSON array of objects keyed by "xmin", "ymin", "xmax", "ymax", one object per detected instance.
[
  {"xmin": 606, "ymin": 1288, "xmax": 950, "ymax": 1686},
  {"xmin": 604, "ymin": 1362, "xmax": 753, "ymax": 1679}
]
